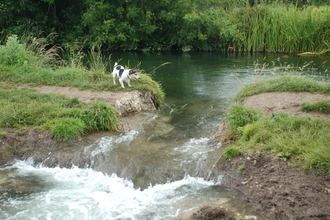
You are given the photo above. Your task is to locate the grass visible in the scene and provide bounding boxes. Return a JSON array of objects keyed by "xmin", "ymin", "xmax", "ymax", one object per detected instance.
[
  {"xmin": 301, "ymin": 100, "xmax": 330, "ymax": 114},
  {"xmin": 223, "ymin": 76, "xmax": 330, "ymax": 174},
  {"xmin": 235, "ymin": 75, "xmax": 330, "ymax": 101},
  {"xmin": 0, "ymin": 87, "xmax": 119, "ymax": 140},
  {"xmin": 0, "ymin": 34, "xmax": 165, "ymax": 140}
]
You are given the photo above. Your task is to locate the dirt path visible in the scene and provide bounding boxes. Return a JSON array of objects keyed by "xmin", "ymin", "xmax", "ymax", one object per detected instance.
[
  {"xmin": 240, "ymin": 92, "xmax": 330, "ymax": 119},
  {"xmin": 20, "ymin": 85, "xmax": 157, "ymax": 116}
]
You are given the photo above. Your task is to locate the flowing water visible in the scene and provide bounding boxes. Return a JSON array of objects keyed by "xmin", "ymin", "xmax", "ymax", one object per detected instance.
[{"xmin": 0, "ymin": 52, "xmax": 329, "ymax": 219}]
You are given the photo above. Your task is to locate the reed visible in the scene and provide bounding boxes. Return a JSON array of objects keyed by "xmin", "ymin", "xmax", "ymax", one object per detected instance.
[{"xmin": 234, "ymin": 4, "xmax": 330, "ymax": 53}]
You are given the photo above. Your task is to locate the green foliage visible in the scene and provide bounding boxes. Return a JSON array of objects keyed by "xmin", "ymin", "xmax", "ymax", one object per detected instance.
[
  {"xmin": 50, "ymin": 118, "xmax": 85, "ymax": 141},
  {"xmin": 0, "ymin": 35, "xmax": 34, "ymax": 66},
  {"xmin": 0, "ymin": 131, "xmax": 7, "ymax": 137},
  {"xmin": 1, "ymin": 1, "xmax": 329, "ymax": 52},
  {"xmin": 301, "ymin": 100, "xmax": 330, "ymax": 114}
]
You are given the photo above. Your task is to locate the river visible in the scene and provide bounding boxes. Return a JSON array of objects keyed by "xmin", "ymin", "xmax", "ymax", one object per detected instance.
[{"xmin": 0, "ymin": 52, "xmax": 329, "ymax": 219}]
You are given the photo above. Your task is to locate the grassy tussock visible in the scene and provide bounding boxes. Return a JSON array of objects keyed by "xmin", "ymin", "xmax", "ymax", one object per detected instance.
[{"xmin": 224, "ymin": 77, "xmax": 330, "ymax": 174}]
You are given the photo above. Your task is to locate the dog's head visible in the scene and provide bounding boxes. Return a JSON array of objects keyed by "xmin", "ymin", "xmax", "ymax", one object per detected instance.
[{"xmin": 129, "ymin": 69, "xmax": 140, "ymax": 80}]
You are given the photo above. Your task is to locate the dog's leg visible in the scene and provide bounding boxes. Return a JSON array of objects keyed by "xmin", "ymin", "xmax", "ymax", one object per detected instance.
[
  {"xmin": 127, "ymin": 79, "xmax": 131, "ymax": 87},
  {"xmin": 113, "ymin": 74, "xmax": 117, "ymax": 85},
  {"xmin": 112, "ymin": 62, "xmax": 118, "ymax": 85},
  {"xmin": 119, "ymin": 78, "xmax": 125, "ymax": 88}
]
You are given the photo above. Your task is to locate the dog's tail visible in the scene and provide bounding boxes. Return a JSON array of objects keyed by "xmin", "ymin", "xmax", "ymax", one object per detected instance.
[{"xmin": 114, "ymin": 62, "xmax": 118, "ymax": 67}]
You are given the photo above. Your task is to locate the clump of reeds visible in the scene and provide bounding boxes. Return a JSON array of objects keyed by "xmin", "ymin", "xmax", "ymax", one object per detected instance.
[{"xmin": 233, "ymin": 4, "xmax": 330, "ymax": 53}]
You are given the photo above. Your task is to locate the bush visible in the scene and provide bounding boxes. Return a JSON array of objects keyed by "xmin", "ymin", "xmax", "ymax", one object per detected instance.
[{"xmin": 0, "ymin": 35, "xmax": 34, "ymax": 66}]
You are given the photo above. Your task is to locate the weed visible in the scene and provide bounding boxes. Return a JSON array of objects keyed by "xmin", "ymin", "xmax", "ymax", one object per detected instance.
[
  {"xmin": 238, "ymin": 165, "xmax": 245, "ymax": 172},
  {"xmin": 0, "ymin": 131, "xmax": 6, "ymax": 137},
  {"xmin": 223, "ymin": 146, "xmax": 243, "ymax": 160}
]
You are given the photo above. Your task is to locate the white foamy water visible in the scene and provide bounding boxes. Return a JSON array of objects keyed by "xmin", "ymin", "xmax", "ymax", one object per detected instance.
[
  {"xmin": 87, "ymin": 130, "xmax": 140, "ymax": 157},
  {"xmin": 0, "ymin": 160, "xmax": 227, "ymax": 220}
]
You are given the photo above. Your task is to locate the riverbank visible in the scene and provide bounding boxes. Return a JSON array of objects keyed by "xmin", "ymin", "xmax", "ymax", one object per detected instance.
[
  {"xmin": 1, "ymin": 88, "xmax": 329, "ymax": 220},
  {"xmin": 210, "ymin": 89, "xmax": 330, "ymax": 219},
  {"xmin": 0, "ymin": 87, "xmax": 159, "ymax": 165}
]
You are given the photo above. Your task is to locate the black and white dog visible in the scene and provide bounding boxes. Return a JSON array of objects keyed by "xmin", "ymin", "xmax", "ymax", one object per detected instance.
[{"xmin": 112, "ymin": 62, "xmax": 140, "ymax": 88}]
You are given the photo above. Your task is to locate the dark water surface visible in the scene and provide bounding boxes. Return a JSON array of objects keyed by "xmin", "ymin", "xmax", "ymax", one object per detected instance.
[{"xmin": 0, "ymin": 52, "xmax": 329, "ymax": 219}]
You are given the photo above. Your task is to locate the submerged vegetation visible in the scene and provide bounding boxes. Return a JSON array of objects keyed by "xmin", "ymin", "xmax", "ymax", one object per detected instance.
[
  {"xmin": 223, "ymin": 76, "xmax": 330, "ymax": 174},
  {"xmin": 0, "ymin": 1, "xmax": 329, "ymax": 53},
  {"xmin": 0, "ymin": 35, "xmax": 165, "ymax": 140}
]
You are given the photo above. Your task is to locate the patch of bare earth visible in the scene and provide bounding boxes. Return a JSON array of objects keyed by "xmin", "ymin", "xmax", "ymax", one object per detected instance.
[
  {"xmin": 240, "ymin": 92, "xmax": 330, "ymax": 119},
  {"xmin": 208, "ymin": 92, "xmax": 330, "ymax": 220}
]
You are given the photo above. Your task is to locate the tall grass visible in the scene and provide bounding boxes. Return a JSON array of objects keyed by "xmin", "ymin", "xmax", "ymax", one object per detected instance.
[{"xmin": 234, "ymin": 4, "xmax": 330, "ymax": 53}]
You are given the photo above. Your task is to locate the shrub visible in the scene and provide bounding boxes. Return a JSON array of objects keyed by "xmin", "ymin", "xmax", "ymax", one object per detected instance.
[{"xmin": 0, "ymin": 35, "xmax": 34, "ymax": 66}]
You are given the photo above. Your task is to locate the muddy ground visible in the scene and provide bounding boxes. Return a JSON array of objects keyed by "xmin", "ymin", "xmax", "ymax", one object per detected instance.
[{"xmin": 1, "ymin": 87, "xmax": 330, "ymax": 220}]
